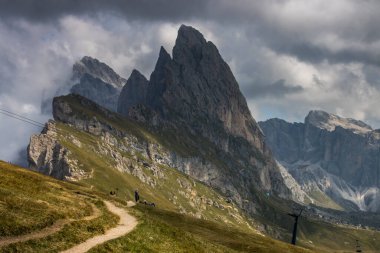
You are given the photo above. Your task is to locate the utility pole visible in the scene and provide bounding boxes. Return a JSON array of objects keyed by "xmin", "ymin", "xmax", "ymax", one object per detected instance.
[{"xmin": 288, "ymin": 208, "xmax": 304, "ymax": 245}]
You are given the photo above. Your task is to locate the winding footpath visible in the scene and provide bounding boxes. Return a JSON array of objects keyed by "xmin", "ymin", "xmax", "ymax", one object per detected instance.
[
  {"xmin": 61, "ymin": 201, "xmax": 138, "ymax": 253},
  {"xmin": 0, "ymin": 202, "xmax": 101, "ymax": 248}
]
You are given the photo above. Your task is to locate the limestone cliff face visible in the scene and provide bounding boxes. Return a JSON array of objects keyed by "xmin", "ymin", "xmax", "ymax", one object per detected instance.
[
  {"xmin": 260, "ymin": 111, "xmax": 380, "ymax": 188},
  {"xmin": 259, "ymin": 111, "xmax": 380, "ymax": 211},
  {"xmin": 27, "ymin": 121, "xmax": 88, "ymax": 181},
  {"xmin": 71, "ymin": 56, "xmax": 126, "ymax": 111},
  {"xmin": 117, "ymin": 25, "xmax": 290, "ymax": 199}
]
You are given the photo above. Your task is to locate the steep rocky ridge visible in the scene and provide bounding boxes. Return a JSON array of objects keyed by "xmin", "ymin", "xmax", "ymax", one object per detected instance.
[
  {"xmin": 29, "ymin": 94, "xmax": 257, "ymax": 231},
  {"xmin": 259, "ymin": 110, "xmax": 380, "ymax": 211},
  {"xmin": 117, "ymin": 25, "xmax": 290, "ymax": 201},
  {"xmin": 51, "ymin": 94, "xmax": 288, "ymax": 215}
]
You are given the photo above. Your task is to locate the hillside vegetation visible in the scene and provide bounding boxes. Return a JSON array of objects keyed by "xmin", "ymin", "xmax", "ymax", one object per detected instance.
[
  {"xmin": 0, "ymin": 161, "xmax": 315, "ymax": 252},
  {"xmin": 0, "ymin": 160, "xmax": 118, "ymax": 252}
]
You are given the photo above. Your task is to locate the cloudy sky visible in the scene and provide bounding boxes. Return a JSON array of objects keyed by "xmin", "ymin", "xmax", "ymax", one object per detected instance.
[{"xmin": 1, "ymin": 0, "xmax": 380, "ymax": 163}]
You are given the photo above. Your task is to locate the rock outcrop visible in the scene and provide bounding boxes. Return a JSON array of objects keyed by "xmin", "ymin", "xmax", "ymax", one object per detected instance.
[
  {"xmin": 27, "ymin": 121, "xmax": 88, "ymax": 181},
  {"xmin": 259, "ymin": 110, "xmax": 380, "ymax": 211},
  {"xmin": 71, "ymin": 56, "xmax": 126, "ymax": 111}
]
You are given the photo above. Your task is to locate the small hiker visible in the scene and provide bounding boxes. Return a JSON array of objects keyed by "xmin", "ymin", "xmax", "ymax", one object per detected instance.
[{"xmin": 134, "ymin": 189, "xmax": 140, "ymax": 202}]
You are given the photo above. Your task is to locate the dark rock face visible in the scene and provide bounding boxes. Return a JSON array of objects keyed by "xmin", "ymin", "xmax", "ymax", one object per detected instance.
[
  {"xmin": 117, "ymin": 25, "xmax": 290, "ymax": 201},
  {"xmin": 119, "ymin": 25, "xmax": 265, "ymax": 152},
  {"xmin": 258, "ymin": 118, "xmax": 305, "ymax": 164},
  {"xmin": 259, "ymin": 111, "xmax": 380, "ymax": 211},
  {"xmin": 71, "ymin": 56, "xmax": 126, "ymax": 111},
  {"xmin": 72, "ymin": 56, "xmax": 126, "ymax": 88},
  {"xmin": 71, "ymin": 74, "xmax": 120, "ymax": 111},
  {"xmin": 117, "ymin": 70, "xmax": 148, "ymax": 115}
]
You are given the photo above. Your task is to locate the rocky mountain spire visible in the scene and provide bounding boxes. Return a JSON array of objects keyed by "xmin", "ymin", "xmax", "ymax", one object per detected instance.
[
  {"xmin": 117, "ymin": 69, "xmax": 148, "ymax": 115},
  {"xmin": 117, "ymin": 24, "xmax": 290, "ymax": 198},
  {"xmin": 71, "ymin": 56, "xmax": 126, "ymax": 111},
  {"xmin": 72, "ymin": 56, "xmax": 126, "ymax": 88},
  {"xmin": 121, "ymin": 24, "xmax": 264, "ymax": 151}
]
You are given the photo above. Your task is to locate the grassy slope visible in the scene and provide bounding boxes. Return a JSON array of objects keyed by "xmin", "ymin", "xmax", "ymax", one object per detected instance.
[
  {"xmin": 89, "ymin": 205, "xmax": 311, "ymax": 253},
  {"xmin": 56, "ymin": 122, "xmax": 253, "ymax": 230},
  {"xmin": 298, "ymin": 219, "xmax": 380, "ymax": 253},
  {"xmin": 0, "ymin": 161, "xmax": 313, "ymax": 253},
  {"xmin": 0, "ymin": 161, "xmax": 119, "ymax": 253},
  {"xmin": 0, "ymin": 161, "xmax": 89, "ymax": 237},
  {"xmin": 250, "ymin": 193, "xmax": 380, "ymax": 252}
]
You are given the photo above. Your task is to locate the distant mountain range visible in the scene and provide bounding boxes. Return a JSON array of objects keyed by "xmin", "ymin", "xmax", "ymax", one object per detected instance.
[{"xmin": 259, "ymin": 110, "xmax": 380, "ymax": 212}]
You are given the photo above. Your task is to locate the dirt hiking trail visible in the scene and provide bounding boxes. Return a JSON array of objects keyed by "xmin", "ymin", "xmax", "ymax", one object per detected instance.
[{"xmin": 61, "ymin": 201, "xmax": 137, "ymax": 253}]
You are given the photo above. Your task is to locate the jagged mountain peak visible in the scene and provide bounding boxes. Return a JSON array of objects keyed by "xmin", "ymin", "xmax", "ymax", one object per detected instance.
[
  {"xmin": 80, "ymin": 55, "xmax": 99, "ymax": 64},
  {"xmin": 117, "ymin": 24, "xmax": 289, "ymax": 198},
  {"xmin": 72, "ymin": 56, "xmax": 126, "ymax": 89},
  {"xmin": 117, "ymin": 69, "xmax": 149, "ymax": 116},
  {"xmin": 155, "ymin": 46, "xmax": 172, "ymax": 67},
  {"xmin": 151, "ymin": 25, "xmax": 264, "ymax": 149},
  {"xmin": 305, "ymin": 110, "xmax": 372, "ymax": 134},
  {"xmin": 129, "ymin": 69, "xmax": 148, "ymax": 83},
  {"xmin": 175, "ymin": 25, "xmax": 207, "ymax": 48}
]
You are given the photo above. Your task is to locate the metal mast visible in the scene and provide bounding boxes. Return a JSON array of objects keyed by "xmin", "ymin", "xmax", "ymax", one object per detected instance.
[{"xmin": 288, "ymin": 208, "xmax": 304, "ymax": 245}]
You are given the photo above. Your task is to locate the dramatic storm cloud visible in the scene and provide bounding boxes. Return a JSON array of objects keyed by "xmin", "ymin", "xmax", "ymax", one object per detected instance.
[{"xmin": 1, "ymin": 0, "xmax": 380, "ymax": 163}]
